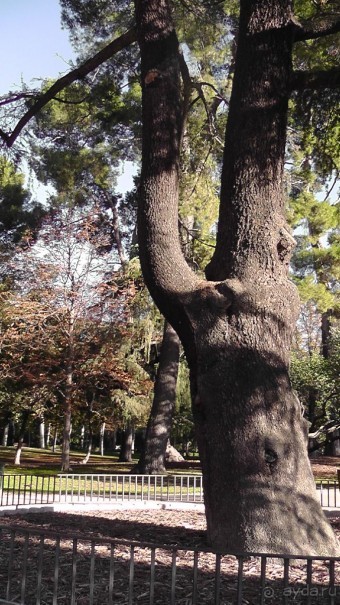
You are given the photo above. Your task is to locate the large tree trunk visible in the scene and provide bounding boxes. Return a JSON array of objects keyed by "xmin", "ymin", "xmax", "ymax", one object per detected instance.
[
  {"xmin": 135, "ymin": 320, "xmax": 180, "ymax": 474},
  {"xmin": 135, "ymin": 0, "xmax": 338, "ymax": 555}
]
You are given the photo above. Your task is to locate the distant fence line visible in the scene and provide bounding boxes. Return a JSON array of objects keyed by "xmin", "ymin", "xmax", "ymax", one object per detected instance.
[
  {"xmin": 0, "ymin": 523, "xmax": 339, "ymax": 605},
  {"xmin": 0, "ymin": 474, "xmax": 339, "ymax": 509}
]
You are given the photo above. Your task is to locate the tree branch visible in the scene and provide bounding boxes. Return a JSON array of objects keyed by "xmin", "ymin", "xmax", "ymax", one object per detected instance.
[
  {"xmin": 294, "ymin": 16, "xmax": 340, "ymax": 41},
  {"xmin": 291, "ymin": 67, "xmax": 340, "ymax": 91},
  {"xmin": 0, "ymin": 27, "xmax": 137, "ymax": 148}
]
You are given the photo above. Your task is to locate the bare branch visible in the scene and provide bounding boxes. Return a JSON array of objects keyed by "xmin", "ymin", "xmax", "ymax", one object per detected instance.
[
  {"xmin": 291, "ymin": 67, "xmax": 340, "ymax": 91},
  {"xmin": 0, "ymin": 27, "xmax": 137, "ymax": 148},
  {"xmin": 0, "ymin": 92, "xmax": 38, "ymax": 107}
]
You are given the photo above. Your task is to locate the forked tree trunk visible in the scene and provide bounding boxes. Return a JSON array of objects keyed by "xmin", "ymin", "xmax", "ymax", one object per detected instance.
[
  {"xmin": 135, "ymin": 321, "xmax": 180, "ymax": 474},
  {"xmin": 135, "ymin": 0, "xmax": 338, "ymax": 555}
]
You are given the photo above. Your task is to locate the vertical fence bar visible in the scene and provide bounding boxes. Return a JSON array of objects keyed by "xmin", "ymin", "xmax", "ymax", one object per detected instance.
[
  {"xmin": 192, "ymin": 550, "xmax": 199, "ymax": 605},
  {"xmin": 306, "ymin": 559, "xmax": 312, "ymax": 605},
  {"xmin": 260, "ymin": 555, "xmax": 267, "ymax": 605},
  {"xmin": 108, "ymin": 544, "xmax": 115, "ymax": 605},
  {"xmin": 214, "ymin": 553, "xmax": 221, "ymax": 605},
  {"xmin": 170, "ymin": 549, "xmax": 177, "ymax": 605},
  {"xmin": 36, "ymin": 535, "xmax": 45, "ymax": 605},
  {"xmin": 283, "ymin": 557, "xmax": 290, "ymax": 605},
  {"xmin": 329, "ymin": 559, "xmax": 335, "ymax": 605},
  {"xmin": 150, "ymin": 547, "xmax": 156, "ymax": 605},
  {"xmin": 128, "ymin": 545, "xmax": 135, "ymax": 605},
  {"xmin": 20, "ymin": 533, "xmax": 29, "ymax": 604},
  {"xmin": 6, "ymin": 531, "xmax": 15, "ymax": 601},
  {"xmin": 70, "ymin": 538, "xmax": 78, "ymax": 605},
  {"xmin": 236, "ymin": 556, "xmax": 244, "ymax": 605},
  {"xmin": 89, "ymin": 541, "xmax": 95, "ymax": 605},
  {"xmin": 52, "ymin": 536, "xmax": 60, "ymax": 605}
]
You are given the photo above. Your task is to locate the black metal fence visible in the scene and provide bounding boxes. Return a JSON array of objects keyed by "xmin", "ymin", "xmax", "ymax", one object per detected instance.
[
  {"xmin": 0, "ymin": 474, "xmax": 338, "ymax": 509},
  {"xmin": 0, "ymin": 523, "xmax": 339, "ymax": 604}
]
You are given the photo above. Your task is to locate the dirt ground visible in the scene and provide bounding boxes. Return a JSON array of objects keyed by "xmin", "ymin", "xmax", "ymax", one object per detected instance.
[{"xmin": 0, "ymin": 508, "xmax": 339, "ymax": 604}]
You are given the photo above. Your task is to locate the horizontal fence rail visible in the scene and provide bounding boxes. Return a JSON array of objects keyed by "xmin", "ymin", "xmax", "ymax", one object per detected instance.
[
  {"xmin": 0, "ymin": 474, "xmax": 339, "ymax": 509},
  {"xmin": 0, "ymin": 523, "xmax": 339, "ymax": 605}
]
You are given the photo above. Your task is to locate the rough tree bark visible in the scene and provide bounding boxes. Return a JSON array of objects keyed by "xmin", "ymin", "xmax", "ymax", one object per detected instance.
[
  {"xmin": 134, "ymin": 320, "xmax": 180, "ymax": 474},
  {"xmin": 135, "ymin": 0, "xmax": 338, "ymax": 555}
]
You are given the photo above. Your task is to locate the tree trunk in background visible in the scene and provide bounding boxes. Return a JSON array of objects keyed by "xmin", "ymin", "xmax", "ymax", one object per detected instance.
[
  {"xmin": 2, "ymin": 422, "xmax": 9, "ymax": 446},
  {"xmin": 61, "ymin": 369, "xmax": 73, "ymax": 472},
  {"xmin": 135, "ymin": 321, "xmax": 180, "ymax": 473},
  {"xmin": 100, "ymin": 422, "xmax": 105, "ymax": 456},
  {"xmin": 46, "ymin": 423, "xmax": 51, "ymax": 448},
  {"xmin": 14, "ymin": 411, "xmax": 30, "ymax": 465},
  {"xmin": 52, "ymin": 427, "xmax": 58, "ymax": 452},
  {"xmin": 80, "ymin": 428, "xmax": 93, "ymax": 465},
  {"xmin": 135, "ymin": 0, "xmax": 338, "ymax": 554},
  {"xmin": 119, "ymin": 421, "xmax": 134, "ymax": 462},
  {"xmin": 80, "ymin": 425, "xmax": 85, "ymax": 450},
  {"xmin": 38, "ymin": 416, "xmax": 45, "ymax": 449}
]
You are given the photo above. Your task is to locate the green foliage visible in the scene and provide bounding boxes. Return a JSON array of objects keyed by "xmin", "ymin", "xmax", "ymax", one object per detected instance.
[
  {"xmin": 0, "ymin": 157, "xmax": 45, "ymax": 248},
  {"xmin": 290, "ymin": 327, "xmax": 340, "ymax": 430}
]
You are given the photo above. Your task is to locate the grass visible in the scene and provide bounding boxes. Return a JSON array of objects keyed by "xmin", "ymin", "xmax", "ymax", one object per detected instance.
[{"xmin": 0, "ymin": 446, "xmax": 338, "ymax": 481}]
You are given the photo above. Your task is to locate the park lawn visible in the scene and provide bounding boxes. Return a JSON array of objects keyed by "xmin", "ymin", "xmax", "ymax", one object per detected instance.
[{"xmin": 0, "ymin": 446, "xmax": 338, "ymax": 481}]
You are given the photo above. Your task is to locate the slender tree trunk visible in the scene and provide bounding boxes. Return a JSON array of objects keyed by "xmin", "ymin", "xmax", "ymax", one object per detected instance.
[
  {"xmin": 38, "ymin": 416, "xmax": 45, "ymax": 449},
  {"xmin": 61, "ymin": 359, "xmax": 73, "ymax": 472},
  {"xmin": 135, "ymin": 321, "xmax": 180, "ymax": 473},
  {"xmin": 14, "ymin": 411, "xmax": 30, "ymax": 466},
  {"xmin": 2, "ymin": 422, "xmax": 9, "ymax": 446},
  {"xmin": 100, "ymin": 421, "xmax": 105, "ymax": 456},
  {"xmin": 46, "ymin": 423, "xmax": 51, "ymax": 448},
  {"xmin": 61, "ymin": 391, "xmax": 72, "ymax": 472},
  {"xmin": 52, "ymin": 427, "xmax": 58, "ymax": 452},
  {"xmin": 119, "ymin": 421, "xmax": 134, "ymax": 462},
  {"xmin": 61, "ymin": 306, "xmax": 75, "ymax": 472},
  {"xmin": 135, "ymin": 0, "xmax": 338, "ymax": 554},
  {"xmin": 80, "ymin": 428, "xmax": 93, "ymax": 465}
]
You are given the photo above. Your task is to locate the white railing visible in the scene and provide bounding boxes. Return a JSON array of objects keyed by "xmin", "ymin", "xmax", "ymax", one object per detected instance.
[{"xmin": 0, "ymin": 474, "xmax": 338, "ymax": 508}]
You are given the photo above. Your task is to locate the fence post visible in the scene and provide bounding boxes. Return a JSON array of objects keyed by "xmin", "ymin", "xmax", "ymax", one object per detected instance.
[{"xmin": 0, "ymin": 463, "xmax": 4, "ymax": 505}]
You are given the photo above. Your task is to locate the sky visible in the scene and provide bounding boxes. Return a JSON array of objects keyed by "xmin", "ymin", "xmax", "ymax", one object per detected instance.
[
  {"xmin": 0, "ymin": 0, "xmax": 135, "ymax": 194},
  {"xmin": 1, "ymin": 0, "xmax": 74, "ymax": 95}
]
